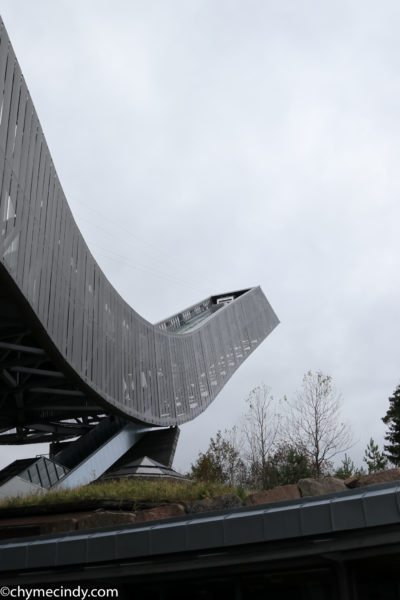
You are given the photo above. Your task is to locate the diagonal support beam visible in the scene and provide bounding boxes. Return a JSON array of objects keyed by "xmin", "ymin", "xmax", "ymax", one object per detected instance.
[
  {"xmin": 0, "ymin": 369, "xmax": 17, "ymax": 388},
  {"xmin": 9, "ymin": 367, "xmax": 65, "ymax": 378},
  {"xmin": 0, "ymin": 342, "xmax": 45, "ymax": 355},
  {"xmin": 28, "ymin": 388, "xmax": 85, "ymax": 397}
]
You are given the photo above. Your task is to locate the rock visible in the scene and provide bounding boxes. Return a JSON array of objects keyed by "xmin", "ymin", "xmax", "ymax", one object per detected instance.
[
  {"xmin": 40, "ymin": 517, "xmax": 79, "ymax": 534},
  {"xmin": 135, "ymin": 503, "xmax": 185, "ymax": 523},
  {"xmin": 0, "ymin": 500, "xmax": 137, "ymax": 519},
  {"xmin": 0, "ymin": 513, "xmax": 81, "ymax": 537},
  {"xmin": 185, "ymin": 494, "xmax": 243, "ymax": 514},
  {"xmin": 3, "ymin": 511, "xmax": 138, "ymax": 535},
  {"xmin": 246, "ymin": 485, "xmax": 301, "ymax": 506},
  {"xmin": 345, "ymin": 468, "xmax": 400, "ymax": 489},
  {"xmin": 298, "ymin": 477, "xmax": 347, "ymax": 497},
  {"xmin": 76, "ymin": 511, "xmax": 137, "ymax": 530},
  {"xmin": 343, "ymin": 475, "xmax": 359, "ymax": 488}
]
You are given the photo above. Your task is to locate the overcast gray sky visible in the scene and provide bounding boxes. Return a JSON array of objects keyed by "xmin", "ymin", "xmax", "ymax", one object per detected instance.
[{"xmin": 1, "ymin": 0, "xmax": 399, "ymax": 473}]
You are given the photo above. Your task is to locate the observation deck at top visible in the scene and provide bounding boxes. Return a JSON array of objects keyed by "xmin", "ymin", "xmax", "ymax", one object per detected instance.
[{"xmin": 0, "ymin": 16, "xmax": 278, "ymax": 494}]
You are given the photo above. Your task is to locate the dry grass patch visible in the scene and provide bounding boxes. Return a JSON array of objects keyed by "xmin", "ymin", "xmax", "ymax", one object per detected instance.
[{"xmin": 0, "ymin": 479, "xmax": 240, "ymax": 510}]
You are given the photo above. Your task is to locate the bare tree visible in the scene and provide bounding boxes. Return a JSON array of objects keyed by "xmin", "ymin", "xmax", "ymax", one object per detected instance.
[
  {"xmin": 287, "ymin": 371, "xmax": 353, "ymax": 478},
  {"xmin": 242, "ymin": 384, "xmax": 282, "ymax": 488}
]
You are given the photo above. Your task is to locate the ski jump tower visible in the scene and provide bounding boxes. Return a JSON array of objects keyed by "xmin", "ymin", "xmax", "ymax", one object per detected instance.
[{"xmin": 0, "ymin": 18, "xmax": 279, "ymax": 497}]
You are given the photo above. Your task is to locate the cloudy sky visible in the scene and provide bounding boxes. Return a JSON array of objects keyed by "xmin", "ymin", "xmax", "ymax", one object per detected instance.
[{"xmin": 1, "ymin": 1, "xmax": 399, "ymax": 472}]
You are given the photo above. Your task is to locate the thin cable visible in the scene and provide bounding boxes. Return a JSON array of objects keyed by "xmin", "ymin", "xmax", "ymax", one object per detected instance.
[{"xmin": 74, "ymin": 199, "xmax": 216, "ymax": 290}]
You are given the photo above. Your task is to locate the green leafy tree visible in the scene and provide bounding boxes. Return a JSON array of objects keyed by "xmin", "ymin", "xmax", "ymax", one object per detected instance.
[
  {"xmin": 189, "ymin": 452, "xmax": 223, "ymax": 483},
  {"xmin": 382, "ymin": 384, "xmax": 400, "ymax": 465},
  {"xmin": 335, "ymin": 454, "xmax": 357, "ymax": 479},
  {"xmin": 270, "ymin": 443, "xmax": 313, "ymax": 486},
  {"xmin": 363, "ymin": 438, "xmax": 388, "ymax": 473},
  {"xmin": 190, "ymin": 430, "xmax": 245, "ymax": 486}
]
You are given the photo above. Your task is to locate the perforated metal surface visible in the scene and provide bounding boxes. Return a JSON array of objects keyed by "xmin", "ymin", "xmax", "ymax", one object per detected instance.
[{"xmin": 0, "ymin": 17, "xmax": 278, "ymax": 429}]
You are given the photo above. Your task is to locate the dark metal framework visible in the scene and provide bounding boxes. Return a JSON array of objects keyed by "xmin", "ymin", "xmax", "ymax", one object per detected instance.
[{"xmin": 0, "ymin": 17, "xmax": 278, "ymax": 446}]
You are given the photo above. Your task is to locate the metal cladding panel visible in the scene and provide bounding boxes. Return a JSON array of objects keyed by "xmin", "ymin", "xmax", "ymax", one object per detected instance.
[
  {"xmin": 0, "ymin": 18, "xmax": 279, "ymax": 427},
  {"xmin": 3, "ymin": 483, "xmax": 400, "ymax": 574}
]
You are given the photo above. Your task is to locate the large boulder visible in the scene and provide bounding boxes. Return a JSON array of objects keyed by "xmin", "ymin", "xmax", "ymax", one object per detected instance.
[
  {"xmin": 185, "ymin": 494, "xmax": 243, "ymax": 514},
  {"xmin": 76, "ymin": 511, "xmax": 137, "ymax": 530},
  {"xmin": 135, "ymin": 503, "xmax": 186, "ymax": 523},
  {"xmin": 246, "ymin": 485, "xmax": 300, "ymax": 506},
  {"xmin": 345, "ymin": 468, "xmax": 400, "ymax": 489},
  {"xmin": 298, "ymin": 477, "xmax": 347, "ymax": 497},
  {"xmin": 4, "ymin": 510, "xmax": 139, "ymax": 536}
]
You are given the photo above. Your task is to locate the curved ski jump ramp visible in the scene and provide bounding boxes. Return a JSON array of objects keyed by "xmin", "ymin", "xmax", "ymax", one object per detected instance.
[{"xmin": 0, "ymin": 18, "xmax": 279, "ymax": 436}]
